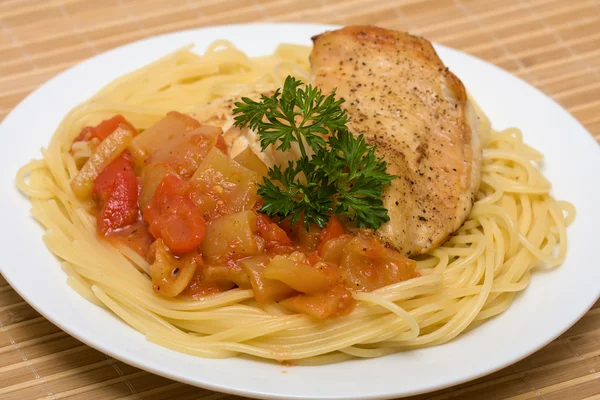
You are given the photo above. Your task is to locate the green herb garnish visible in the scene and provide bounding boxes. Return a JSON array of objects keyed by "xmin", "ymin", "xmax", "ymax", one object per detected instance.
[{"xmin": 233, "ymin": 76, "xmax": 395, "ymax": 229}]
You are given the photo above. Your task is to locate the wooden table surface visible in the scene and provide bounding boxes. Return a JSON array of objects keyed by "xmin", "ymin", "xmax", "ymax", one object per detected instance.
[{"xmin": 1, "ymin": 1, "xmax": 599, "ymax": 399}]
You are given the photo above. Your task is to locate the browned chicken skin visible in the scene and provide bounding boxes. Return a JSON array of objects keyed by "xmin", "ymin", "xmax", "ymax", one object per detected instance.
[{"xmin": 310, "ymin": 26, "xmax": 482, "ymax": 255}]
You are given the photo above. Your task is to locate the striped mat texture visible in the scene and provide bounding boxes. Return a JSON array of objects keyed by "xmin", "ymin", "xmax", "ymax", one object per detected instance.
[{"xmin": 0, "ymin": 0, "xmax": 599, "ymax": 399}]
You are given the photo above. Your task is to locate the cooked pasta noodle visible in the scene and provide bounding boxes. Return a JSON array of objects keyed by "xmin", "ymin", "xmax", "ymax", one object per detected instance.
[{"xmin": 16, "ymin": 41, "xmax": 574, "ymax": 364}]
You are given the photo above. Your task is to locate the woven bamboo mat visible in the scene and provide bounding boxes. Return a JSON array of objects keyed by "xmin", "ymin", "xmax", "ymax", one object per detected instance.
[{"xmin": 1, "ymin": 0, "xmax": 599, "ymax": 399}]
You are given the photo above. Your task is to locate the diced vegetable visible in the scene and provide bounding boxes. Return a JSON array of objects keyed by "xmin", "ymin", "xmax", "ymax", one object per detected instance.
[
  {"xmin": 240, "ymin": 255, "xmax": 296, "ymax": 303},
  {"xmin": 202, "ymin": 264, "xmax": 251, "ymax": 289},
  {"xmin": 340, "ymin": 236, "xmax": 416, "ymax": 292},
  {"xmin": 200, "ymin": 210, "xmax": 258, "ymax": 262},
  {"xmin": 149, "ymin": 239, "xmax": 198, "ymax": 297},
  {"xmin": 93, "ymin": 151, "xmax": 138, "ymax": 235},
  {"xmin": 293, "ymin": 223, "xmax": 321, "ymax": 252},
  {"xmin": 179, "ymin": 268, "xmax": 209, "ymax": 298},
  {"xmin": 139, "ymin": 163, "xmax": 175, "ymax": 210},
  {"xmin": 306, "ymin": 252, "xmax": 321, "ymax": 265},
  {"xmin": 143, "ymin": 175, "xmax": 206, "ymax": 255},
  {"xmin": 73, "ymin": 115, "xmax": 137, "ymax": 144},
  {"xmin": 105, "ymin": 222, "xmax": 154, "ymax": 259},
  {"xmin": 77, "ymin": 111, "xmax": 417, "ymax": 317},
  {"xmin": 147, "ymin": 125, "xmax": 222, "ymax": 179},
  {"xmin": 263, "ymin": 254, "xmax": 338, "ymax": 294},
  {"xmin": 319, "ymin": 234, "xmax": 353, "ymax": 263},
  {"xmin": 255, "ymin": 213, "xmax": 292, "ymax": 252},
  {"xmin": 130, "ymin": 111, "xmax": 201, "ymax": 159},
  {"xmin": 180, "ymin": 263, "xmax": 250, "ymax": 298},
  {"xmin": 233, "ymin": 147, "xmax": 268, "ymax": 177},
  {"xmin": 215, "ymin": 134, "xmax": 228, "ymax": 154},
  {"xmin": 92, "ymin": 151, "xmax": 133, "ymax": 202},
  {"xmin": 317, "ymin": 216, "xmax": 345, "ymax": 252},
  {"xmin": 71, "ymin": 125, "xmax": 134, "ymax": 200},
  {"xmin": 191, "ymin": 147, "xmax": 259, "ymax": 214},
  {"xmin": 188, "ymin": 189, "xmax": 218, "ymax": 218},
  {"xmin": 279, "ymin": 285, "xmax": 354, "ymax": 319}
]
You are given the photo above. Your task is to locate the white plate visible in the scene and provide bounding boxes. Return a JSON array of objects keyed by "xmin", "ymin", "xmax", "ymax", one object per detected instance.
[{"xmin": 1, "ymin": 23, "xmax": 599, "ymax": 400}]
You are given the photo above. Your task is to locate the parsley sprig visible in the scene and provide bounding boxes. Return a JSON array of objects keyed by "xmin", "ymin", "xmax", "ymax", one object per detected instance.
[{"xmin": 233, "ymin": 76, "xmax": 395, "ymax": 229}]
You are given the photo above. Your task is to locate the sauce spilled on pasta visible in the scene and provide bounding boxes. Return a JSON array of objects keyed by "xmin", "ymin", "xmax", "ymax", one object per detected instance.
[{"xmin": 73, "ymin": 112, "xmax": 417, "ymax": 319}]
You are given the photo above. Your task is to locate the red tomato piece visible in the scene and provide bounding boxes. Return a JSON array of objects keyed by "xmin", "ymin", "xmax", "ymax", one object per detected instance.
[
  {"xmin": 93, "ymin": 152, "xmax": 135, "ymax": 202},
  {"xmin": 256, "ymin": 213, "xmax": 292, "ymax": 252},
  {"xmin": 215, "ymin": 134, "xmax": 228, "ymax": 154},
  {"xmin": 306, "ymin": 251, "xmax": 321, "ymax": 265},
  {"xmin": 74, "ymin": 115, "xmax": 137, "ymax": 144},
  {"xmin": 73, "ymin": 126, "xmax": 96, "ymax": 144},
  {"xmin": 143, "ymin": 175, "xmax": 206, "ymax": 255},
  {"xmin": 93, "ymin": 151, "xmax": 138, "ymax": 235},
  {"xmin": 317, "ymin": 216, "xmax": 345, "ymax": 252}
]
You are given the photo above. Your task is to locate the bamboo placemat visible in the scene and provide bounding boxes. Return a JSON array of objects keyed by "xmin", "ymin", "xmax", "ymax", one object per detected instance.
[{"xmin": 1, "ymin": 0, "xmax": 599, "ymax": 399}]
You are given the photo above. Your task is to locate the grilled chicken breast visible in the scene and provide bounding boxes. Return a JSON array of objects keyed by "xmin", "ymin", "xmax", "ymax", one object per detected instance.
[
  {"xmin": 193, "ymin": 26, "xmax": 482, "ymax": 256},
  {"xmin": 310, "ymin": 26, "xmax": 481, "ymax": 255}
]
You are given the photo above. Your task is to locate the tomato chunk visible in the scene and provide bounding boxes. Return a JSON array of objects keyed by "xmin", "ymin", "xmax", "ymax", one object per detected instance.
[
  {"xmin": 143, "ymin": 175, "xmax": 206, "ymax": 255},
  {"xmin": 256, "ymin": 213, "xmax": 292, "ymax": 252},
  {"xmin": 93, "ymin": 151, "xmax": 138, "ymax": 235},
  {"xmin": 317, "ymin": 216, "xmax": 345, "ymax": 252},
  {"xmin": 74, "ymin": 115, "xmax": 137, "ymax": 144},
  {"xmin": 215, "ymin": 134, "xmax": 228, "ymax": 154}
]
